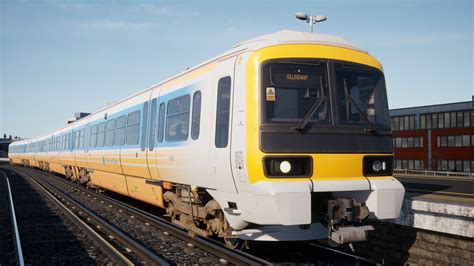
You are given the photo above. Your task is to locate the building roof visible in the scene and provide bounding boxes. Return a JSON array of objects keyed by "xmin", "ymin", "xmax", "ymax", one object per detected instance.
[{"xmin": 390, "ymin": 97, "xmax": 474, "ymax": 116}]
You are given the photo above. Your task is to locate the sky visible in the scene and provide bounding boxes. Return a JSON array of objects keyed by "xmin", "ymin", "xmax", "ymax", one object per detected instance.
[{"xmin": 0, "ymin": 0, "xmax": 472, "ymax": 138}]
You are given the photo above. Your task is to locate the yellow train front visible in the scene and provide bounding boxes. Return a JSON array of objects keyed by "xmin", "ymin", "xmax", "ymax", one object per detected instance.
[
  {"xmin": 210, "ymin": 30, "xmax": 405, "ymax": 244},
  {"xmin": 8, "ymin": 30, "xmax": 404, "ymax": 246}
]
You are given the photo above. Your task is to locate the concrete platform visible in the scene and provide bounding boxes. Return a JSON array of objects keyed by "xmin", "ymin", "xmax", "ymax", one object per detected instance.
[{"xmin": 392, "ymin": 197, "xmax": 474, "ymax": 238}]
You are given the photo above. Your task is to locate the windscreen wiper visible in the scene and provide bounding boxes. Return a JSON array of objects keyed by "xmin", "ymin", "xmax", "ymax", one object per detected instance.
[
  {"xmin": 293, "ymin": 78, "xmax": 325, "ymax": 132},
  {"xmin": 343, "ymin": 78, "xmax": 377, "ymax": 133}
]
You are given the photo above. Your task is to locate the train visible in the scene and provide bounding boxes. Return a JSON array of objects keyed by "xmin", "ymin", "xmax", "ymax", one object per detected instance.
[{"xmin": 9, "ymin": 30, "xmax": 404, "ymax": 248}]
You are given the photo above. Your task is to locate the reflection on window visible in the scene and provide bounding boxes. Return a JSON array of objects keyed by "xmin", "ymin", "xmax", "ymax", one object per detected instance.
[
  {"xmin": 216, "ymin": 77, "xmax": 231, "ymax": 148},
  {"xmin": 166, "ymin": 95, "xmax": 190, "ymax": 142},
  {"xmin": 191, "ymin": 91, "xmax": 202, "ymax": 140},
  {"xmin": 336, "ymin": 64, "xmax": 389, "ymax": 127},
  {"xmin": 126, "ymin": 111, "xmax": 141, "ymax": 145},
  {"xmin": 264, "ymin": 63, "xmax": 330, "ymax": 124},
  {"xmin": 105, "ymin": 119, "xmax": 115, "ymax": 147},
  {"xmin": 114, "ymin": 115, "xmax": 126, "ymax": 146}
]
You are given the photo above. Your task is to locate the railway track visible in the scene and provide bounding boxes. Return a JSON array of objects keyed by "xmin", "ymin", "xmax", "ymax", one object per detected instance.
[
  {"xmin": 0, "ymin": 168, "xmax": 115, "ymax": 265},
  {"xmin": 5, "ymin": 165, "xmax": 270, "ymax": 265},
  {"xmin": 4, "ymin": 164, "xmax": 375, "ymax": 265},
  {"xmin": 0, "ymin": 170, "xmax": 24, "ymax": 266}
]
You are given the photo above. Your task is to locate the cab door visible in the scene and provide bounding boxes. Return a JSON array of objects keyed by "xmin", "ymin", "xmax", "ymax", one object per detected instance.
[{"xmin": 211, "ymin": 58, "xmax": 238, "ymax": 193}]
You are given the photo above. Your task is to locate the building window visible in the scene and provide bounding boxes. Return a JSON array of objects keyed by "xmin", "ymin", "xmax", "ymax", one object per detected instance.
[
  {"xmin": 431, "ymin": 113, "xmax": 438, "ymax": 129},
  {"xmin": 462, "ymin": 135, "xmax": 470, "ymax": 147},
  {"xmin": 471, "ymin": 111, "xmax": 474, "ymax": 128},
  {"xmin": 407, "ymin": 137, "xmax": 414, "ymax": 147},
  {"xmin": 455, "ymin": 135, "xmax": 462, "ymax": 147},
  {"xmin": 404, "ymin": 116, "xmax": 410, "ymax": 130},
  {"xmin": 166, "ymin": 95, "xmax": 191, "ymax": 142},
  {"xmin": 126, "ymin": 110, "xmax": 141, "ymax": 145},
  {"xmin": 450, "ymin": 112, "xmax": 456, "ymax": 128},
  {"xmin": 440, "ymin": 136, "xmax": 447, "ymax": 147},
  {"xmin": 420, "ymin": 115, "xmax": 425, "ymax": 129},
  {"xmin": 444, "ymin": 112, "xmax": 450, "ymax": 128},
  {"xmin": 448, "ymin": 160, "xmax": 455, "ymax": 171},
  {"xmin": 456, "ymin": 112, "xmax": 463, "ymax": 127},
  {"xmin": 426, "ymin": 114, "xmax": 432, "ymax": 129},
  {"xmin": 414, "ymin": 137, "xmax": 420, "ymax": 147},
  {"xmin": 463, "ymin": 161, "xmax": 470, "ymax": 172},
  {"xmin": 455, "ymin": 160, "xmax": 463, "ymax": 172},
  {"xmin": 448, "ymin": 136, "xmax": 455, "ymax": 147},
  {"xmin": 215, "ymin": 76, "xmax": 232, "ymax": 148},
  {"xmin": 438, "ymin": 113, "xmax": 444, "ymax": 128},
  {"xmin": 396, "ymin": 137, "xmax": 401, "ymax": 147},
  {"xmin": 410, "ymin": 115, "xmax": 416, "ymax": 129},
  {"xmin": 464, "ymin": 111, "xmax": 470, "ymax": 127}
]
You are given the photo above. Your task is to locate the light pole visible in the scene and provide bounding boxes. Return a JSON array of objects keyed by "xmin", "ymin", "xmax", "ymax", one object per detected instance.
[{"xmin": 295, "ymin": 12, "xmax": 327, "ymax": 33}]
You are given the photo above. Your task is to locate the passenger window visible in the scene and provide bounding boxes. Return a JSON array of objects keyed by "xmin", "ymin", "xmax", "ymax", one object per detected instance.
[
  {"xmin": 105, "ymin": 119, "xmax": 115, "ymax": 147},
  {"xmin": 141, "ymin": 102, "xmax": 149, "ymax": 151},
  {"xmin": 191, "ymin": 91, "xmax": 202, "ymax": 140},
  {"xmin": 114, "ymin": 115, "xmax": 126, "ymax": 146},
  {"xmin": 158, "ymin": 103, "xmax": 165, "ymax": 143},
  {"xmin": 80, "ymin": 129, "xmax": 85, "ymax": 148},
  {"xmin": 149, "ymin": 99, "xmax": 157, "ymax": 151},
  {"xmin": 166, "ymin": 95, "xmax": 190, "ymax": 142},
  {"xmin": 97, "ymin": 122, "xmax": 105, "ymax": 147},
  {"xmin": 126, "ymin": 111, "xmax": 141, "ymax": 145},
  {"xmin": 90, "ymin": 125, "xmax": 98, "ymax": 148},
  {"xmin": 215, "ymin": 77, "xmax": 231, "ymax": 148}
]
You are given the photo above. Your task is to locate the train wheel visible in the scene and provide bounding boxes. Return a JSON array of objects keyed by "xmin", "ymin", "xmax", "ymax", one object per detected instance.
[{"xmin": 224, "ymin": 236, "xmax": 241, "ymax": 249}]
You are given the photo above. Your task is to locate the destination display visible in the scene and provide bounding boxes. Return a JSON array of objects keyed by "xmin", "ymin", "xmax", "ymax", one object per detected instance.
[{"xmin": 270, "ymin": 66, "xmax": 321, "ymax": 87}]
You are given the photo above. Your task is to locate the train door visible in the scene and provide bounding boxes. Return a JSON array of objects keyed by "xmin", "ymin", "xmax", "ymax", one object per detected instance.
[
  {"xmin": 147, "ymin": 90, "xmax": 161, "ymax": 180},
  {"xmin": 211, "ymin": 58, "xmax": 238, "ymax": 193},
  {"xmin": 229, "ymin": 54, "xmax": 250, "ymax": 191}
]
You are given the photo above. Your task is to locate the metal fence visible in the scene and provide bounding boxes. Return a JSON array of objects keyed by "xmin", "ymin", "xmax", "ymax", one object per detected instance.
[{"xmin": 394, "ymin": 169, "xmax": 474, "ymax": 178}]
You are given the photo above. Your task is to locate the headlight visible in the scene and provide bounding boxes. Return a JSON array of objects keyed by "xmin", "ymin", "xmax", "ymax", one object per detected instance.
[
  {"xmin": 279, "ymin": 160, "xmax": 292, "ymax": 173},
  {"xmin": 363, "ymin": 156, "xmax": 393, "ymax": 176},
  {"xmin": 263, "ymin": 156, "xmax": 312, "ymax": 177},
  {"xmin": 372, "ymin": 160, "xmax": 382, "ymax": 172}
]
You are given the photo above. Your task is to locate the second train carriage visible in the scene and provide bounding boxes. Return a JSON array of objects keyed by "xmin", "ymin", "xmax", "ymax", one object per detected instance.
[{"xmin": 9, "ymin": 30, "xmax": 405, "ymax": 246}]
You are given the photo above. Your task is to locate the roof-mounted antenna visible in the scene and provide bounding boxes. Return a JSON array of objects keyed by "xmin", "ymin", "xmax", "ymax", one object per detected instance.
[{"xmin": 295, "ymin": 12, "xmax": 327, "ymax": 33}]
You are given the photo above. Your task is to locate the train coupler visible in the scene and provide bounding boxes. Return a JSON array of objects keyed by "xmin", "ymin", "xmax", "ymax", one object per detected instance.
[{"xmin": 328, "ymin": 225, "xmax": 374, "ymax": 245}]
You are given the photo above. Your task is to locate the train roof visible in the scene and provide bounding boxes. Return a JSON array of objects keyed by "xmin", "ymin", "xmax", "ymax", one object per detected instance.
[
  {"xmin": 13, "ymin": 30, "xmax": 367, "ymax": 146},
  {"xmin": 233, "ymin": 30, "xmax": 366, "ymax": 53}
]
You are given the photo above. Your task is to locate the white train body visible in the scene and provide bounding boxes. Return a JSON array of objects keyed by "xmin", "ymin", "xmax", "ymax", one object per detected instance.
[{"xmin": 9, "ymin": 30, "xmax": 404, "ymax": 244}]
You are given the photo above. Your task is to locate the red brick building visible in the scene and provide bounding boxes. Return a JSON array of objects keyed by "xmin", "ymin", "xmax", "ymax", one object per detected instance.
[{"xmin": 390, "ymin": 98, "xmax": 474, "ymax": 172}]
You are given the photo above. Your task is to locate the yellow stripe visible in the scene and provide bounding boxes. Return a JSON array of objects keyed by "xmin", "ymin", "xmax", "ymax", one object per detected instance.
[{"xmin": 245, "ymin": 44, "xmax": 385, "ymax": 184}]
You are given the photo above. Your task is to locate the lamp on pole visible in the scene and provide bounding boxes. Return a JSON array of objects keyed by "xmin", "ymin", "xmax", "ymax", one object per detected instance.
[{"xmin": 295, "ymin": 12, "xmax": 327, "ymax": 33}]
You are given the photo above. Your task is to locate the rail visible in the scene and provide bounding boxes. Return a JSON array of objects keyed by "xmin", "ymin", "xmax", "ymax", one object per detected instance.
[
  {"xmin": 394, "ymin": 169, "xmax": 474, "ymax": 178},
  {"xmin": 6, "ymin": 177, "xmax": 25, "ymax": 266},
  {"xmin": 13, "ymin": 166, "xmax": 270, "ymax": 265},
  {"xmin": 13, "ymin": 167, "xmax": 169, "ymax": 265}
]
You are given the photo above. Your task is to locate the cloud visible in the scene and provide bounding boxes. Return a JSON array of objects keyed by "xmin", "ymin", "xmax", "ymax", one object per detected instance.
[{"xmin": 79, "ymin": 19, "xmax": 161, "ymax": 31}]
